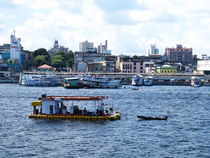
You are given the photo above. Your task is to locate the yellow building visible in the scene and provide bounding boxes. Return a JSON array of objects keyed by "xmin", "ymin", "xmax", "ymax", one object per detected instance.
[{"xmin": 156, "ymin": 65, "xmax": 177, "ymax": 73}]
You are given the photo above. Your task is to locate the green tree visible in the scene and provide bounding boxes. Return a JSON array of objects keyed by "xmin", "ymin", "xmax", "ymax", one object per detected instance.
[
  {"xmin": 33, "ymin": 55, "xmax": 50, "ymax": 68},
  {"xmin": 65, "ymin": 50, "xmax": 74, "ymax": 68},
  {"xmin": 65, "ymin": 50, "xmax": 74, "ymax": 59},
  {"xmin": 132, "ymin": 55, "xmax": 138, "ymax": 59},
  {"xmin": 54, "ymin": 51, "xmax": 65, "ymax": 61},
  {"xmin": 51, "ymin": 55, "xmax": 65, "ymax": 69},
  {"xmin": 33, "ymin": 48, "xmax": 49, "ymax": 58}
]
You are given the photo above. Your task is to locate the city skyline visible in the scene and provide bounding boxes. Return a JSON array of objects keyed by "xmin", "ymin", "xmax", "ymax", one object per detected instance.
[{"xmin": 0, "ymin": 0, "xmax": 210, "ymax": 57}]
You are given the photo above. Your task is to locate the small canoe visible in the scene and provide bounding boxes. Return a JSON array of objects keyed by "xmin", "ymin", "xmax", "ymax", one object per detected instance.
[{"xmin": 137, "ymin": 115, "xmax": 168, "ymax": 120}]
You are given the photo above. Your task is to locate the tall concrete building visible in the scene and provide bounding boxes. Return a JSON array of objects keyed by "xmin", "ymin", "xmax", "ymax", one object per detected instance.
[
  {"xmin": 10, "ymin": 31, "xmax": 22, "ymax": 60},
  {"xmin": 97, "ymin": 40, "xmax": 111, "ymax": 54},
  {"xmin": 48, "ymin": 40, "xmax": 69, "ymax": 59},
  {"xmin": 148, "ymin": 45, "xmax": 159, "ymax": 55},
  {"xmin": 79, "ymin": 40, "xmax": 96, "ymax": 53},
  {"xmin": 164, "ymin": 45, "xmax": 193, "ymax": 66}
]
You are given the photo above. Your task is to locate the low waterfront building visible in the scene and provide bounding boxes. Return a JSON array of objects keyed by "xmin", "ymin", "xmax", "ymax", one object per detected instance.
[
  {"xmin": 143, "ymin": 61, "xmax": 155, "ymax": 73},
  {"xmin": 196, "ymin": 59, "xmax": 210, "ymax": 75},
  {"xmin": 116, "ymin": 56, "xmax": 144, "ymax": 73},
  {"xmin": 37, "ymin": 64, "xmax": 53, "ymax": 72},
  {"xmin": 156, "ymin": 65, "xmax": 177, "ymax": 73},
  {"xmin": 0, "ymin": 44, "xmax": 10, "ymax": 53},
  {"xmin": 74, "ymin": 52, "xmax": 116, "ymax": 72}
]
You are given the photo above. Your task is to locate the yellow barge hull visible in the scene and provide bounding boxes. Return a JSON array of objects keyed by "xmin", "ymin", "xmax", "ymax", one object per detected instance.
[{"xmin": 29, "ymin": 113, "xmax": 121, "ymax": 121}]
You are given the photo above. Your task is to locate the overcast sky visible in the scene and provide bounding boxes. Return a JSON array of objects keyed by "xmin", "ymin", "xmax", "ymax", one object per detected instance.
[{"xmin": 0, "ymin": 0, "xmax": 210, "ymax": 56}]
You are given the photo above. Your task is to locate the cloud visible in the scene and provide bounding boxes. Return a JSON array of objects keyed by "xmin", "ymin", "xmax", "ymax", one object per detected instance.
[
  {"xmin": 94, "ymin": 0, "xmax": 140, "ymax": 12},
  {"xmin": 0, "ymin": 0, "xmax": 210, "ymax": 56}
]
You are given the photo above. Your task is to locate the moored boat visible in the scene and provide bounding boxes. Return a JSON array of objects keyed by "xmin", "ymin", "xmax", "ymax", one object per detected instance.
[
  {"xmin": 80, "ymin": 75, "xmax": 121, "ymax": 88},
  {"xmin": 132, "ymin": 75, "xmax": 143, "ymax": 86},
  {"xmin": 63, "ymin": 77, "xmax": 83, "ymax": 89},
  {"xmin": 144, "ymin": 76, "xmax": 153, "ymax": 86},
  {"xmin": 29, "ymin": 94, "xmax": 121, "ymax": 121},
  {"xmin": 20, "ymin": 74, "xmax": 61, "ymax": 87},
  {"xmin": 191, "ymin": 76, "xmax": 201, "ymax": 87}
]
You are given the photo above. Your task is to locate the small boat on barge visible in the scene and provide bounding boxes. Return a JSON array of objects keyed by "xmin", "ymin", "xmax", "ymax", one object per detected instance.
[{"xmin": 29, "ymin": 95, "xmax": 121, "ymax": 121}]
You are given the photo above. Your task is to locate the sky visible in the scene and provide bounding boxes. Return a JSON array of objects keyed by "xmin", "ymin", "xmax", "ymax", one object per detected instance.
[{"xmin": 0, "ymin": 0, "xmax": 210, "ymax": 57}]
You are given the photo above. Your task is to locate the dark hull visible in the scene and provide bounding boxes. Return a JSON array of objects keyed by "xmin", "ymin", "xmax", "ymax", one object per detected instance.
[{"xmin": 137, "ymin": 115, "xmax": 168, "ymax": 120}]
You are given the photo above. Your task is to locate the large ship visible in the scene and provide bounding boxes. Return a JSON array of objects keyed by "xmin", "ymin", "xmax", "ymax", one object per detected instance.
[
  {"xmin": 29, "ymin": 94, "xmax": 121, "ymax": 121},
  {"xmin": 80, "ymin": 75, "xmax": 121, "ymax": 88},
  {"xmin": 20, "ymin": 74, "xmax": 62, "ymax": 86}
]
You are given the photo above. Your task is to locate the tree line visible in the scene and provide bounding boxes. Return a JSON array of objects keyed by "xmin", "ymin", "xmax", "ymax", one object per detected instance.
[{"xmin": 33, "ymin": 48, "xmax": 74, "ymax": 71}]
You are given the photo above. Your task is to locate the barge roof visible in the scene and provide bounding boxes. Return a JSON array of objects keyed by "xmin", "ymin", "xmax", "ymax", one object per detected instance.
[{"xmin": 39, "ymin": 96, "xmax": 107, "ymax": 101}]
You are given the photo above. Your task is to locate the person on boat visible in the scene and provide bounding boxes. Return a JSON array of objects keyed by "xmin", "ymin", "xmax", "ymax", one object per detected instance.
[
  {"xmin": 62, "ymin": 105, "xmax": 67, "ymax": 114},
  {"xmin": 83, "ymin": 107, "xmax": 87, "ymax": 115}
]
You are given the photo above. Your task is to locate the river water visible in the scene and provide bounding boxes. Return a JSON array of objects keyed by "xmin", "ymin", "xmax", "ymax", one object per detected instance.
[{"xmin": 0, "ymin": 84, "xmax": 209, "ymax": 158}]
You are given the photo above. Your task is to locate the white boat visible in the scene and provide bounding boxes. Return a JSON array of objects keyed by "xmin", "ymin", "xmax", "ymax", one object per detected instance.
[
  {"xmin": 191, "ymin": 76, "xmax": 201, "ymax": 87},
  {"xmin": 132, "ymin": 75, "xmax": 143, "ymax": 86},
  {"xmin": 20, "ymin": 74, "xmax": 62, "ymax": 86},
  {"xmin": 80, "ymin": 75, "xmax": 121, "ymax": 88},
  {"xmin": 144, "ymin": 76, "xmax": 153, "ymax": 86}
]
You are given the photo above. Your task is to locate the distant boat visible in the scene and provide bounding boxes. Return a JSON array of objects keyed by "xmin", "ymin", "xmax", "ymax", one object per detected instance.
[
  {"xmin": 132, "ymin": 75, "xmax": 143, "ymax": 86},
  {"xmin": 191, "ymin": 76, "xmax": 201, "ymax": 87},
  {"xmin": 144, "ymin": 76, "xmax": 153, "ymax": 86},
  {"xmin": 137, "ymin": 115, "xmax": 168, "ymax": 120},
  {"xmin": 132, "ymin": 87, "xmax": 141, "ymax": 90}
]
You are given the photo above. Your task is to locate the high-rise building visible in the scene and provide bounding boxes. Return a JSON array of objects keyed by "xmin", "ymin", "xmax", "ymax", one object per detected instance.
[
  {"xmin": 148, "ymin": 45, "xmax": 159, "ymax": 56},
  {"xmin": 164, "ymin": 44, "xmax": 193, "ymax": 66},
  {"xmin": 10, "ymin": 31, "xmax": 22, "ymax": 60},
  {"xmin": 79, "ymin": 40, "xmax": 96, "ymax": 53},
  {"xmin": 97, "ymin": 40, "xmax": 110, "ymax": 54}
]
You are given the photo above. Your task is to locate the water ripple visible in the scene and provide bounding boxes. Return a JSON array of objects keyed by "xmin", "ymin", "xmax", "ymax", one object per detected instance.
[{"xmin": 0, "ymin": 84, "xmax": 209, "ymax": 157}]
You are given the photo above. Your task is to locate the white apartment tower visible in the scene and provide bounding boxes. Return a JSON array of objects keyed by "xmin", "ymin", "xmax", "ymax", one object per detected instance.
[
  {"xmin": 79, "ymin": 40, "xmax": 96, "ymax": 53},
  {"xmin": 10, "ymin": 31, "xmax": 22, "ymax": 60}
]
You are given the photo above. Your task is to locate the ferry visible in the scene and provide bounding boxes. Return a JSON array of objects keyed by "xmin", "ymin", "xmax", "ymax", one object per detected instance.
[
  {"xmin": 132, "ymin": 75, "xmax": 143, "ymax": 86},
  {"xmin": 20, "ymin": 74, "xmax": 62, "ymax": 87},
  {"xmin": 80, "ymin": 75, "xmax": 121, "ymax": 88},
  {"xmin": 29, "ymin": 94, "xmax": 121, "ymax": 121},
  {"xmin": 191, "ymin": 76, "xmax": 201, "ymax": 87}
]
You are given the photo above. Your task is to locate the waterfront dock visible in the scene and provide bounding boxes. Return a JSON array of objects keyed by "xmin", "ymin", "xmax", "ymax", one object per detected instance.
[{"xmin": 19, "ymin": 71, "xmax": 210, "ymax": 86}]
